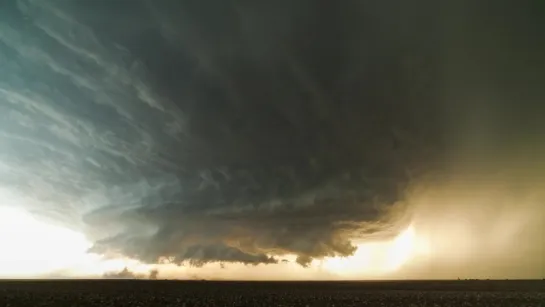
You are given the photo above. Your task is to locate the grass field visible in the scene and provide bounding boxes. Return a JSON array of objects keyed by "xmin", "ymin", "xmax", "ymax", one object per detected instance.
[{"xmin": 0, "ymin": 279, "xmax": 544, "ymax": 306}]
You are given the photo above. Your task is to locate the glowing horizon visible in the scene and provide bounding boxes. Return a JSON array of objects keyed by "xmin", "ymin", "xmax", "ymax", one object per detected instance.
[
  {"xmin": 1, "ymin": 174, "xmax": 544, "ymax": 281},
  {"xmin": 0, "ymin": 205, "xmax": 430, "ymax": 280}
]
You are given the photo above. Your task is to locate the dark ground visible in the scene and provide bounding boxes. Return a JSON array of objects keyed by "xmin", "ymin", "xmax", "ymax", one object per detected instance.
[{"xmin": 0, "ymin": 280, "xmax": 544, "ymax": 306}]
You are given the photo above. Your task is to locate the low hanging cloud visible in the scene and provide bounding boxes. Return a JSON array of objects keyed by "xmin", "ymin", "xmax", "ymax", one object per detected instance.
[
  {"xmin": 0, "ymin": 0, "xmax": 544, "ymax": 274},
  {"xmin": 103, "ymin": 267, "xmax": 143, "ymax": 280},
  {"xmin": 102, "ymin": 267, "xmax": 160, "ymax": 280}
]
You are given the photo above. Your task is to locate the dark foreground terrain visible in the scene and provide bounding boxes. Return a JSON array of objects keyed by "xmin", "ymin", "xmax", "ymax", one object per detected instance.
[{"xmin": 0, "ymin": 280, "xmax": 544, "ymax": 307}]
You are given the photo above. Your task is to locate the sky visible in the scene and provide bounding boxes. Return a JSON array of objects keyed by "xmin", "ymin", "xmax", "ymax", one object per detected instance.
[{"xmin": 0, "ymin": 0, "xmax": 544, "ymax": 279}]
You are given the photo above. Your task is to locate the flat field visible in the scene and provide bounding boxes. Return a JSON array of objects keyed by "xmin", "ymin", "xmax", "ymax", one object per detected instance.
[{"xmin": 0, "ymin": 279, "xmax": 544, "ymax": 306}]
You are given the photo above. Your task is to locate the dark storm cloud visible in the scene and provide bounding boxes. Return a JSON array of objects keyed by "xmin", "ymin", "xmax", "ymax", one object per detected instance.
[
  {"xmin": 1, "ymin": 0, "xmax": 543, "ymax": 267},
  {"xmin": 103, "ymin": 267, "xmax": 143, "ymax": 279},
  {"xmin": 103, "ymin": 267, "xmax": 160, "ymax": 280}
]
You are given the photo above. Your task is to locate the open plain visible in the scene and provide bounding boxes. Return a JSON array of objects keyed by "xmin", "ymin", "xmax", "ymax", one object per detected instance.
[{"xmin": 0, "ymin": 280, "xmax": 544, "ymax": 306}]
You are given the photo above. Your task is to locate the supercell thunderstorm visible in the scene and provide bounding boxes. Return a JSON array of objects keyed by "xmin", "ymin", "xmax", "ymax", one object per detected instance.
[{"xmin": 0, "ymin": 0, "xmax": 544, "ymax": 276}]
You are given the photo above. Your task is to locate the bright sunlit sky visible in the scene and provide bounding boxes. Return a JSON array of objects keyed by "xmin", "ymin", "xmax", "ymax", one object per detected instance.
[
  {"xmin": 0, "ymin": 205, "xmax": 430, "ymax": 279},
  {"xmin": 1, "ymin": 176, "xmax": 543, "ymax": 280}
]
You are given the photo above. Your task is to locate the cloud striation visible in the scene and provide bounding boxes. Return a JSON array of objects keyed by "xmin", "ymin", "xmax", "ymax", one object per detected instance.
[{"xmin": 0, "ymin": 0, "xmax": 544, "ymax": 271}]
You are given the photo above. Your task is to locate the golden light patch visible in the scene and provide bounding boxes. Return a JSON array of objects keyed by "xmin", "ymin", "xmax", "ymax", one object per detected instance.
[{"xmin": 320, "ymin": 225, "xmax": 431, "ymax": 277}]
